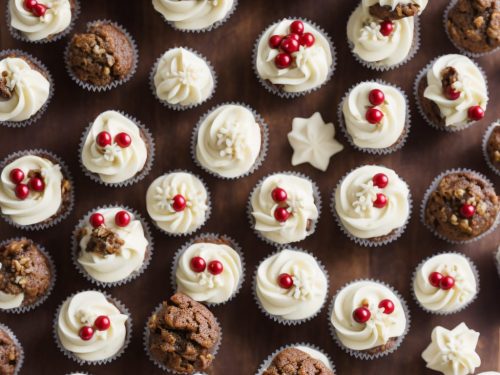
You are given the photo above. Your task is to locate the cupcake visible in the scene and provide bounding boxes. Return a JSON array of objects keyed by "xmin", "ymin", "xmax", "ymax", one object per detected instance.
[
  {"xmin": 412, "ymin": 253, "xmax": 478, "ymax": 314},
  {"xmin": 333, "ymin": 165, "xmax": 411, "ymax": 246},
  {"xmin": 445, "ymin": 0, "xmax": 500, "ymax": 56},
  {"xmin": 254, "ymin": 249, "xmax": 328, "ymax": 325},
  {"xmin": 146, "ymin": 171, "xmax": 210, "ymax": 236},
  {"xmin": 329, "ymin": 280, "xmax": 409, "ymax": 359},
  {"xmin": 66, "ymin": 21, "xmax": 137, "ymax": 91},
  {"xmin": 483, "ymin": 120, "xmax": 500, "ymax": 175},
  {"xmin": 80, "ymin": 110, "xmax": 153, "ymax": 186},
  {"xmin": 0, "ymin": 238, "xmax": 54, "ymax": 313},
  {"xmin": 339, "ymin": 81, "xmax": 409, "ymax": 153},
  {"xmin": 0, "ymin": 51, "xmax": 51, "ymax": 127},
  {"xmin": 55, "ymin": 290, "xmax": 130, "ymax": 364},
  {"xmin": 146, "ymin": 293, "xmax": 221, "ymax": 374},
  {"xmin": 422, "ymin": 323, "xmax": 480, "ymax": 375},
  {"xmin": 249, "ymin": 172, "xmax": 320, "ymax": 244},
  {"xmin": 362, "ymin": 0, "xmax": 428, "ymax": 19},
  {"xmin": 73, "ymin": 206, "xmax": 151, "ymax": 286},
  {"xmin": 0, "ymin": 151, "xmax": 73, "ymax": 229},
  {"xmin": 423, "ymin": 170, "xmax": 499, "ymax": 243},
  {"xmin": 193, "ymin": 103, "xmax": 267, "ymax": 179},
  {"xmin": 0, "ymin": 324, "xmax": 23, "ymax": 375},
  {"xmin": 152, "ymin": 0, "xmax": 236, "ymax": 32},
  {"xmin": 8, "ymin": 0, "xmax": 77, "ymax": 42},
  {"xmin": 254, "ymin": 18, "xmax": 334, "ymax": 97},
  {"xmin": 415, "ymin": 54, "xmax": 488, "ymax": 131},
  {"xmin": 173, "ymin": 234, "xmax": 243, "ymax": 305},
  {"xmin": 152, "ymin": 47, "xmax": 215, "ymax": 110}
]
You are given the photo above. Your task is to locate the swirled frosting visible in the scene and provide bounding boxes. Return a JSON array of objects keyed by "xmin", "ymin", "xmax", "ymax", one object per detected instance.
[
  {"xmin": 196, "ymin": 104, "xmax": 262, "ymax": 178},
  {"xmin": 154, "ymin": 48, "xmax": 214, "ymax": 107},
  {"xmin": 256, "ymin": 19, "xmax": 333, "ymax": 93},
  {"xmin": 477, "ymin": 373, "xmax": 500, "ymax": 375},
  {"xmin": 362, "ymin": 0, "xmax": 428, "ymax": 13},
  {"xmin": 0, "ymin": 57, "xmax": 50, "ymax": 122},
  {"xmin": 57, "ymin": 291, "xmax": 128, "ymax": 361},
  {"xmin": 422, "ymin": 323, "xmax": 481, "ymax": 375},
  {"xmin": 175, "ymin": 241, "xmax": 242, "ymax": 304},
  {"xmin": 81, "ymin": 111, "xmax": 148, "ymax": 184},
  {"xmin": 0, "ymin": 155, "xmax": 63, "ymax": 226},
  {"xmin": 347, "ymin": 5, "xmax": 414, "ymax": 67},
  {"xmin": 330, "ymin": 281, "xmax": 407, "ymax": 351},
  {"xmin": 146, "ymin": 172, "xmax": 208, "ymax": 235},
  {"xmin": 0, "ymin": 291, "xmax": 23, "ymax": 309},
  {"xmin": 9, "ymin": 0, "xmax": 72, "ymax": 41},
  {"xmin": 251, "ymin": 174, "xmax": 319, "ymax": 244},
  {"xmin": 342, "ymin": 82, "xmax": 406, "ymax": 149},
  {"xmin": 335, "ymin": 165, "xmax": 410, "ymax": 239},
  {"xmin": 413, "ymin": 253, "xmax": 477, "ymax": 313},
  {"xmin": 77, "ymin": 207, "xmax": 149, "ymax": 283},
  {"xmin": 423, "ymin": 54, "xmax": 488, "ymax": 127},
  {"xmin": 256, "ymin": 249, "xmax": 327, "ymax": 321}
]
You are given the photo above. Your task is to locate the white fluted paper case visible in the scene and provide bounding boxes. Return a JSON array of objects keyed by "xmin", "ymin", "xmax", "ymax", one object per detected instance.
[
  {"xmin": 0, "ymin": 323, "xmax": 24, "ymax": 375},
  {"xmin": 482, "ymin": 121, "xmax": 500, "ymax": 176}
]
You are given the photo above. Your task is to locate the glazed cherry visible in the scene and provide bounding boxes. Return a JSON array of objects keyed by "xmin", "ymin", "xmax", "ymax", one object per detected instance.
[
  {"xmin": 373, "ymin": 193, "xmax": 388, "ymax": 208},
  {"xmin": 32, "ymin": 3, "xmax": 47, "ymax": 17},
  {"xmin": 96, "ymin": 131, "xmax": 112, "ymax": 147},
  {"xmin": 271, "ymin": 187, "xmax": 287, "ymax": 203},
  {"xmin": 79, "ymin": 326, "xmax": 94, "ymax": 341},
  {"xmin": 353, "ymin": 307, "xmax": 371, "ymax": 324},
  {"xmin": 29, "ymin": 177, "xmax": 45, "ymax": 192},
  {"xmin": 275, "ymin": 53, "xmax": 292, "ymax": 69},
  {"xmin": 444, "ymin": 87, "xmax": 461, "ymax": 100},
  {"xmin": 288, "ymin": 33, "xmax": 300, "ymax": 41},
  {"xmin": 268, "ymin": 35, "xmax": 283, "ymax": 49},
  {"xmin": 94, "ymin": 315, "xmax": 111, "ymax": 331},
  {"xmin": 378, "ymin": 299, "xmax": 395, "ymax": 314},
  {"xmin": 277, "ymin": 273, "xmax": 294, "ymax": 289},
  {"xmin": 460, "ymin": 204, "xmax": 475, "ymax": 218},
  {"xmin": 379, "ymin": 20, "xmax": 394, "ymax": 36},
  {"xmin": 89, "ymin": 213, "xmax": 105, "ymax": 228},
  {"xmin": 372, "ymin": 173, "xmax": 389, "ymax": 189},
  {"xmin": 115, "ymin": 210, "xmax": 130, "ymax": 227},
  {"xmin": 274, "ymin": 207, "xmax": 290, "ymax": 222},
  {"xmin": 300, "ymin": 32, "xmax": 315, "ymax": 47},
  {"xmin": 365, "ymin": 108, "xmax": 384, "ymax": 124},
  {"xmin": 428, "ymin": 271, "xmax": 443, "ymax": 287},
  {"xmin": 368, "ymin": 89, "xmax": 385, "ymax": 106},
  {"xmin": 190, "ymin": 256, "xmax": 206, "ymax": 273},
  {"xmin": 9, "ymin": 168, "xmax": 24, "ymax": 184},
  {"xmin": 290, "ymin": 20, "xmax": 304, "ymax": 35},
  {"xmin": 172, "ymin": 194, "xmax": 187, "ymax": 212},
  {"xmin": 24, "ymin": 0, "xmax": 37, "ymax": 10},
  {"xmin": 208, "ymin": 260, "xmax": 224, "ymax": 275},
  {"xmin": 440, "ymin": 276, "xmax": 455, "ymax": 290},
  {"xmin": 468, "ymin": 105, "xmax": 484, "ymax": 121},
  {"xmin": 115, "ymin": 132, "xmax": 132, "ymax": 148},
  {"xmin": 15, "ymin": 184, "xmax": 29, "ymax": 200},
  {"xmin": 281, "ymin": 37, "xmax": 300, "ymax": 54}
]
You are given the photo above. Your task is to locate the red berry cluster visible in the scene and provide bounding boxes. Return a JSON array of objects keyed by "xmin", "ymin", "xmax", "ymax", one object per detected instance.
[
  {"xmin": 428, "ymin": 272, "xmax": 455, "ymax": 290},
  {"xmin": 24, "ymin": 0, "xmax": 48, "ymax": 17},
  {"xmin": 352, "ymin": 298, "xmax": 395, "ymax": 324},
  {"xmin": 89, "ymin": 210, "xmax": 130, "ymax": 228},
  {"xmin": 365, "ymin": 89, "xmax": 385, "ymax": 125},
  {"xmin": 372, "ymin": 173, "xmax": 389, "ymax": 209},
  {"xmin": 277, "ymin": 273, "xmax": 294, "ymax": 289},
  {"xmin": 9, "ymin": 168, "xmax": 45, "ymax": 200},
  {"xmin": 79, "ymin": 315, "xmax": 111, "ymax": 341},
  {"xmin": 268, "ymin": 20, "xmax": 316, "ymax": 69},
  {"xmin": 172, "ymin": 194, "xmax": 187, "ymax": 212},
  {"xmin": 96, "ymin": 131, "xmax": 132, "ymax": 148},
  {"xmin": 271, "ymin": 187, "xmax": 291, "ymax": 223},
  {"xmin": 190, "ymin": 256, "xmax": 224, "ymax": 275}
]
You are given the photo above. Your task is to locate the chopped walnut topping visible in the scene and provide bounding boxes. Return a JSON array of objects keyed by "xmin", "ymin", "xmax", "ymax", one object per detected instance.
[
  {"xmin": 85, "ymin": 226, "xmax": 124, "ymax": 257},
  {"xmin": 441, "ymin": 66, "xmax": 459, "ymax": 93},
  {"xmin": 0, "ymin": 71, "xmax": 12, "ymax": 100}
]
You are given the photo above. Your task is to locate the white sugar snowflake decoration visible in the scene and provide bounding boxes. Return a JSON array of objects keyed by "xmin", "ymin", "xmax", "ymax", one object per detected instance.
[
  {"xmin": 353, "ymin": 181, "xmax": 379, "ymax": 215},
  {"xmin": 216, "ymin": 122, "xmax": 245, "ymax": 160},
  {"xmin": 102, "ymin": 144, "xmax": 122, "ymax": 162}
]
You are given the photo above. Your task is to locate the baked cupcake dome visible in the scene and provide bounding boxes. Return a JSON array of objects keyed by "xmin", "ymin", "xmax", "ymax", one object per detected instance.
[
  {"xmin": 0, "ymin": 324, "xmax": 23, "ymax": 374},
  {"xmin": 483, "ymin": 120, "xmax": 500, "ymax": 175},
  {"xmin": 362, "ymin": 0, "xmax": 428, "ymax": 19}
]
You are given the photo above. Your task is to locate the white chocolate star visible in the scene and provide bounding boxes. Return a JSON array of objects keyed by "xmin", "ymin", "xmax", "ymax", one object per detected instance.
[{"xmin": 287, "ymin": 112, "xmax": 343, "ymax": 171}]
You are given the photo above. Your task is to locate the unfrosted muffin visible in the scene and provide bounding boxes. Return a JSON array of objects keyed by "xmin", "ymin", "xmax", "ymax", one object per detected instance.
[
  {"xmin": 0, "ymin": 326, "xmax": 22, "ymax": 375},
  {"xmin": 261, "ymin": 346, "xmax": 334, "ymax": 375},
  {"xmin": 484, "ymin": 121, "xmax": 500, "ymax": 174}
]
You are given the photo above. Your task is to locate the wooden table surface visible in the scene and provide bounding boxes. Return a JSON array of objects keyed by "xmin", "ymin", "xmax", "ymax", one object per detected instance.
[{"xmin": 0, "ymin": 0, "xmax": 499, "ymax": 374}]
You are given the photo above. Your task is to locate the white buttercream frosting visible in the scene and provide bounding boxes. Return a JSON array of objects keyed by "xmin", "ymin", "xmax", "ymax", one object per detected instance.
[
  {"xmin": 0, "ymin": 291, "xmax": 24, "ymax": 309},
  {"xmin": 362, "ymin": 0, "xmax": 428, "ymax": 13}
]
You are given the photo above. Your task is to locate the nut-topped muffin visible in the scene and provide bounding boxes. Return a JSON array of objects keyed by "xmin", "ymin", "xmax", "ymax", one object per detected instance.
[
  {"xmin": 262, "ymin": 347, "xmax": 334, "ymax": 375},
  {"xmin": 0, "ymin": 326, "xmax": 22, "ymax": 375},
  {"xmin": 484, "ymin": 121, "xmax": 500, "ymax": 174},
  {"xmin": 363, "ymin": 0, "xmax": 428, "ymax": 20}
]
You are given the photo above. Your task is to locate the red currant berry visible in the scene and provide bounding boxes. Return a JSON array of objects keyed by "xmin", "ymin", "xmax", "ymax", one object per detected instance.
[
  {"xmin": 24, "ymin": 0, "xmax": 37, "ymax": 10},
  {"xmin": 94, "ymin": 315, "xmax": 111, "ymax": 331},
  {"xmin": 468, "ymin": 105, "xmax": 484, "ymax": 121},
  {"xmin": 274, "ymin": 207, "xmax": 290, "ymax": 222},
  {"xmin": 15, "ymin": 184, "xmax": 29, "ymax": 200},
  {"xmin": 379, "ymin": 20, "xmax": 394, "ymax": 36},
  {"xmin": 115, "ymin": 132, "xmax": 132, "ymax": 148},
  {"xmin": 378, "ymin": 299, "xmax": 395, "ymax": 314},
  {"xmin": 365, "ymin": 108, "xmax": 384, "ymax": 124},
  {"xmin": 368, "ymin": 89, "xmax": 385, "ymax": 106},
  {"xmin": 89, "ymin": 213, "xmax": 105, "ymax": 228},
  {"xmin": 79, "ymin": 326, "xmax": 94, "ymax": 341},
  {"xmin": 172, "ymin": 194, "xmax": 187, "ymax": 212},
  {"xmin": 373, "ymin": 193, "xmax": 388, "ymax": 208},
  {"xmin": 96, "ymin": 131, "xmax": 112, "ymax": 147},
  {"xmin": 280, "ymin": 37, "xmax": 300, "ymax": 54},
  {"xmin": 372, "ymin": 173, "xmax": 389, "ymax": 188},
  {"xmin": 459, "ymin": 204, "xmax": 475, "ymax": 218},
  {"xmin": 275, "ymin": 53, "xmax": 292, "ymax": 69},
  {"xmin": 428, "ymin": 271, "xmax": 443, "ymax": 287},
  {"xmin": 444, "ymin": 87, "xmax": 461, "ymax": 100},
  {"xmin": 268, "ymin": 35, "xmax": 283, "ymax": 49},
  {"xmin": 287, "ymin": 33, "xmax": 300, "ymax": 41},
  {"xmin": 271, "ymin": 187, "xmax": 287, "ymax": 203},
  {"xmin": 29, "ymin": 177, "xmax": 45, "ymax": 192},
  {"xmin": 208, "ymin": 260, "xmax": 224, "ymax": 275},
  {"xmin": 299, "ymin": 32, "xmax": 315, "ymax": 47},
  {"xmin": 190, "ymin": 256, "xmax": 206, "ymax": 273},
  {"xmin": 9, "ymin": 168, "xmax": 24, "ymax": 184},
  {"xmin": 353, "ymin": 307, "xmax": 371, "ymax": 323},
  {"xmin": 115, "ymin": 210, "xmax": 130, "ymax": 227},
  {"xmin": 290, "ymin": 20, "xmax": 304, "ymax": 35},
  {"xmin": 439, "ymin": 276, "xmax": 455, "ymax": 290},
  {"xmin": 32, "ymin": 3, "xmax": 47, "ymax": 17},
  {"xmin": 277, "ymin": 273, "xmax": 294, "ymax": 289}
]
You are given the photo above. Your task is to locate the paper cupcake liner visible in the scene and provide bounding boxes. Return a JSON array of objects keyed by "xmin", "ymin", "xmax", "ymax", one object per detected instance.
[
  {"xmin": 190, "ymin": 102, "xmax": 269, "ymax": 180},
  {"xmin": 443, "ymin": 0, "xmax": 500, "ymax": 58},
  {"xmin": 53, "ymin": 290, "xmax": 132, "ymax": 365},
  {"xmin": 410, "ymin": 251, "xmax": 480, "ymax": 315},
  {"xmin": 337, "ymin": 79, "xmax": 411, "ymax": 155},
  {"xmin": 170, "ymin": 233, "xmax": 246, "ymax": 306},
  {"xmin": 143, "ymin": 301, "xmax": 222, "ymax": 374},
  {"xmin": 252, "ymin": 247, "xmax": 329, "ymax": 326},
  {"xmin": 330, "ymin": 166, "xmax": 413, "ymax": 247},
  {"xmin": 78, "ymin": 110, "xmax": 156, "ymax": 187},
  {"xmin": 327, "ymin": 278, "xmax": 411, "ymax": 360},
  {"xmin": 481, "ymin": 120, "xmax": 500, "ymax": 176},
  {"xmin": 255, "ymin": 342, "xmax": 336, "ymax": 375},
  {"xmin": 495, "ymin": 247, "xmax": 500, "ymax": 279},
  {"xmin": 149, "ymin": 47, "xmax": 217, "ymax": 111},
  {"xmin": 147, "ymin": 169, "xmax": 212, "ymax": 237},
  {"xmin": 246, "ymin": 171, "xmax": 322, "ymax": 246},
  {"xmin": 0, "ymin": 49, "xmax": 54, "ymax": 128},
  {"xmin": 420, "ymin": 168, "xmax": 500, "ymax": 244},
  {"xmin": 64, "ymin": 20, "xmax": 138, "ymax": 92},
  {"xmin": 0, "ymin": 323, "xmax": 24, "ymax": 375},
  {"xmin": 413, "ymin": 56, "xmax": 489, "ymax": 132},
  {"xmin": 252, "ymin": 17, "xmax": 337, "ymax": 99},
  {"xmin": 71, "ymin": 205, "xmax": 154, "ymax": 288},
  {"xmin": 0, "ymin": 149, "xmax": 75, "ymax": 231}
]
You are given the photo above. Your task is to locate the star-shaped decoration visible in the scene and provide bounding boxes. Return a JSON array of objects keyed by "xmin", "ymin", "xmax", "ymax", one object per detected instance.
[{"xmin": 287, "ymin": 112, "xmax": 343, "ymax": 171}]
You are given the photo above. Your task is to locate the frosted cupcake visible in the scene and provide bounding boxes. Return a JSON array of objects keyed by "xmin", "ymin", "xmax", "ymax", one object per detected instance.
[
  {"xmin": 339, "ymin": 81, "xmax": 409, "ymax": 153},
  {"xmin": 254, "ymin": 249, "xmax": 328, "ymax": 325},
  {"xmin": 333, "ymin": 165, "xmax": 411, "ymax": 246},
  {"xmin": 415, "ymin": 54, "xmax": 488, "ymax": 131},
  {"xmin": 193, "ymin": 103, "xmax": 267, "ymax": 179},
  {"xmin": 80, "ymin": 110, "xmax": 153, "ymax": 186},
  {"xmin": 249, "ymin": 173, "xmax": 320, "ymax": 244},
  {"xmin": 146, "ymin": 172, "xmax": 210, "ymax": 236},
  {"xmin": 413, "ymin": 253, "xmax": 478, "ymax": 314},
  {"xmin": 254, "ymin": 18, "xmax": 334, "ymax": 97},
  {"xmin": 329, "ymin": 280, "xmax": 408, "ymax": 359},
  {"xmin": 152, "ymin": 47, "xmax": 215, "ymax": 110}
]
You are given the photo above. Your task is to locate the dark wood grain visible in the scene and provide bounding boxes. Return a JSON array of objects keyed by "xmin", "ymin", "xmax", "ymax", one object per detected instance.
[{"xmin": 0, "ymin": 0, "xmax": 499, "ymax": 374}]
